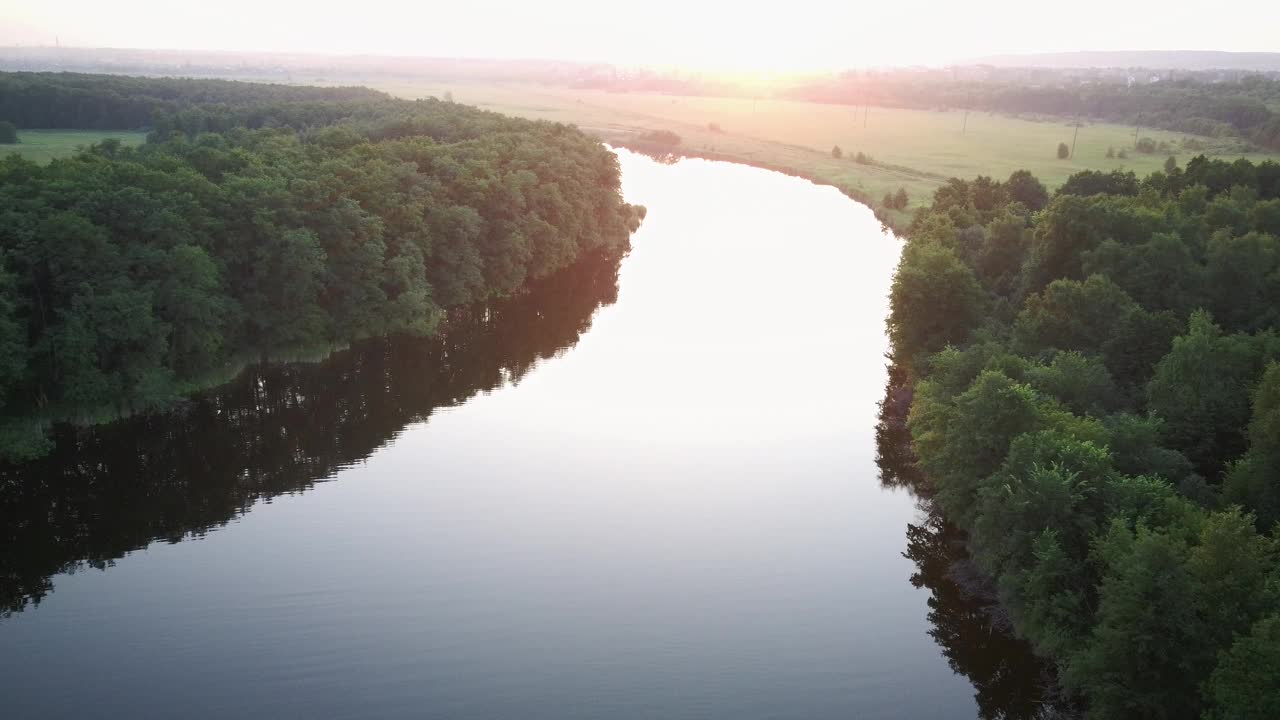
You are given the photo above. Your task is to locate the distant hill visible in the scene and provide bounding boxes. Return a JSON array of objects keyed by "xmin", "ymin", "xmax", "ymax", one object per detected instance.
[{"xmin": 965, "ymin": 50, "xmax": 1280, "ymax": 72}]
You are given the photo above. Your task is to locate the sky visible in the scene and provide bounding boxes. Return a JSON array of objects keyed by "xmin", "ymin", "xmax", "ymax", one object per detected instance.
[{"xmin": 2, "ymin": 0, "xmax": 1278, "ymax": 70}]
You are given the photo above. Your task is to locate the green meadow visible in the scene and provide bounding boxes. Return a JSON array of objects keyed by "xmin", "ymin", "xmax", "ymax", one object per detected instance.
[{"xmin": 5, "ymin": 129, "xmax": 147, "ymax": 163}]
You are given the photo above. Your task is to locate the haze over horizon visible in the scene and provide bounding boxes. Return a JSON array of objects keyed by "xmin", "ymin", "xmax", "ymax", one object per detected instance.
[{"xmin": 3, "ymin": 0, "xmax": 1278, "ymax": 71}]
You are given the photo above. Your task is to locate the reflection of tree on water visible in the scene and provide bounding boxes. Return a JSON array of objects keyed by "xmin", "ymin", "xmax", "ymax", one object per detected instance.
[
  {"xmin": 877, "ymin": 370, "xmax": 1074, "ymax": 719},
  {"xmin": 615, "ymin": 145, "xmax": 685, "ymax": 165},
  {"xmin": 875, "ymin": 364, "xmax": 924, "ymax": 494},
  {"xmin": 904, "ymin": 511, "xmax": 1069, "ymax": 720},
  {"xmin": 0, "ymin": 251, "xmax": 624, "ymax": 617}
]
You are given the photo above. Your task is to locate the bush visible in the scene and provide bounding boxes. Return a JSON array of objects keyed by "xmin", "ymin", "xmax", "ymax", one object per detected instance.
[
  {"xmin": 1136, "ymin": 137, "xmax": 1159, "ymax": 154},
  {"xmin": 855, "ymin": 151, "xmax": 871, "ymax": 164},
  {"xmin": 893, "ymin": 187, "xmax": 909, "ymax": 210},
  {"xmin": 1117, "ymin": 148, "xmax": 1129, "ymax": 159},
  {"xmin": 877, "ymin": 188, "xmax": 911, "ymax": 212},
  {"xmin": 1106, "ymin": 147, "xmax": 1115, "ymax": 159},
  {"xmin": 831, "ymin": 144, "xmax": 843, "ymax": 159},
  {"xmin": 637, "ymin": 129, "xmax": 681, "ymax": 148},
  {"xmin": 0, "ymin": 121, "xmax": 16, "ymax": 144},
  {"xmin": 1057, "ymin": 142, "xmax": 1070, "ymax": 159}
]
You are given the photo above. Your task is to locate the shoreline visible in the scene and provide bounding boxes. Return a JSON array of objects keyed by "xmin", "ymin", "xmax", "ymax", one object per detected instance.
[
  {"xmin": 0, "ymin": 249, "xmax": 628, "ymax": 464},
  {"xmin": 608, "ymin": 139, "xmax": 913, "ymax": 234}
]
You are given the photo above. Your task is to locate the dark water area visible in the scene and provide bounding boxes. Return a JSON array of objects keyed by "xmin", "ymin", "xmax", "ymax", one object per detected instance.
[{"xmin": 1, "ymin": 150, "xmax": 1051, "ymax": 719}]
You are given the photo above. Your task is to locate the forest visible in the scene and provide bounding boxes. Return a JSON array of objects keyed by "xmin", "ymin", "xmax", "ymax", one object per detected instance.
[
  {"xmin": 0, "ymin": 72, "xmax": 644, "ymax": 461},
  {"xmin": 886, "ymin": 154, "xmax": 1280, "ymax": 718},
  {"xmin": 791, "ymin": 71, "xmax": 1280, "ymax": 150}
]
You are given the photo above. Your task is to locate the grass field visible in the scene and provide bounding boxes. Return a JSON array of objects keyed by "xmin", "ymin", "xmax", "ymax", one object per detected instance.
[
  {"xmin": 368, "ymin": 79, "xmax": 1280, "ymax": 223},
  {"xmin": 4, "ymin": 130, "xmax": 147, "ymax": 164}
]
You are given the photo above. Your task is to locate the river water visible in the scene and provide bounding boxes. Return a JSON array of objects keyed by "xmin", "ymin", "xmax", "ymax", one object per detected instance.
[{"xmin": 0, "ymin": 150, "xmax": 1046, "ymax": 719}]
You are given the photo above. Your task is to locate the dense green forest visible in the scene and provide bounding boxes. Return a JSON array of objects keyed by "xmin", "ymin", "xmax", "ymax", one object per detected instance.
[
  {"xmin": 886, "ymin": 155, "xmax": 1280, "ymax": 718},
  {"xmin": 792, "ymin": 73, "xmax": 1280, "ymax": 150},
  {"xmin": 0, "ymin": 72, "xmax": 644, "ymax": 461}
]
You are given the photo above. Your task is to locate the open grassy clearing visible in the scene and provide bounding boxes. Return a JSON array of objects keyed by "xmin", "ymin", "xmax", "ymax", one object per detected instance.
[
  {"xmin": 4, "ymin": 129, "xmax": 147, "ymax": 163},
  {"xmin": 373, "ymin": 79, "xmax": 1280, "ymax": 222}
]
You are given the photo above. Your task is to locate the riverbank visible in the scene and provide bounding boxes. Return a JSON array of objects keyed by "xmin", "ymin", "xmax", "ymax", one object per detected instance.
[{"xmin": 609, "ymin": 140, "xmax": 913, "ymax": 233}]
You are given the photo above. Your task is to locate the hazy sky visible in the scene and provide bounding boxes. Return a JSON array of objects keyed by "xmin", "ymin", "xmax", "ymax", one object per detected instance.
[{"xmin": 3, "ymin": 0, "xmax": 1278, "ymax": 69}]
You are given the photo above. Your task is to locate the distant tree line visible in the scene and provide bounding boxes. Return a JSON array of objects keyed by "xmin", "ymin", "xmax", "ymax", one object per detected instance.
[
  {"xmin": 0, "ymin": 72, "xmax": 387, "ymax": 130},
  {"xmin": 790, "ymin": 73, "xmax": 1280, "ymax": 150},
  {"xmin": 887, "ymin": 155, "xmax": 1280, "ymax": 718},
  {"xmin": 0, "ymin": 72, "xmax": 644, "ymax": 461}
]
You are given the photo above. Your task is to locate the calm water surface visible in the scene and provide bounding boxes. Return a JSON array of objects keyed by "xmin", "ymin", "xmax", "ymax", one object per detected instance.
[{"xmin": 1, "ymin": 150, "xmax": 1044, "ymax": 719}]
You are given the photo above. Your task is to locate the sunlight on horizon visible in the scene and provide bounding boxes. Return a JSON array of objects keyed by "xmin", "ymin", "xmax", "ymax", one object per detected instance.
[{"xmin": 3, "ymin": 0, "xmax": 1277, "ymax": 72}]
